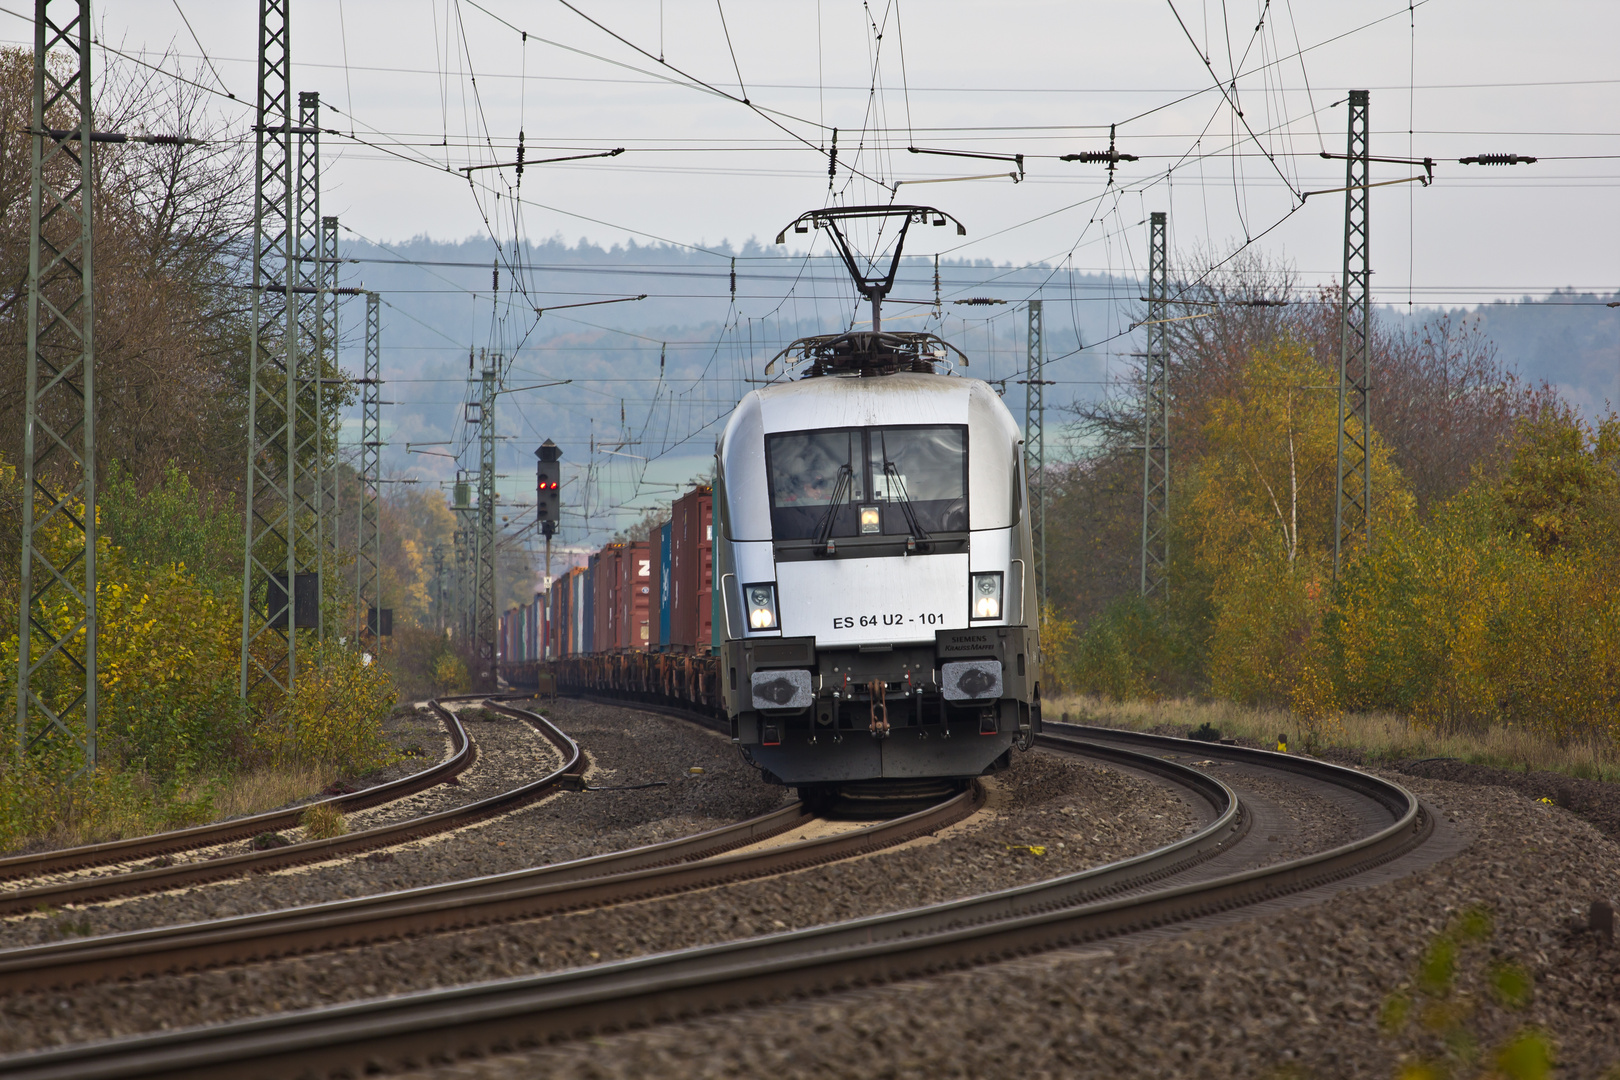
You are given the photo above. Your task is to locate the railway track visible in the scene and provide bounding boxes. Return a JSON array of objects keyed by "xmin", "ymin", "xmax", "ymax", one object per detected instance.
[
  {"xmin": 0, "ymin": 697, "xmax": 578, "ymax": 916},
  {"xmin": 0, "ymin": 769, "xmax": 981, "ymax": 993},
  {"xmin": 0, "ymin": 711, "xmax": 1437, "ymax": 1080}
]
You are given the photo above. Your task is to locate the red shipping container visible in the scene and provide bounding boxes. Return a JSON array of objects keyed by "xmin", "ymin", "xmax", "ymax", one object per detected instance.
[
  {"xmin": 668, "ymin": 486, "xmax": 714, "ymax": 654},
  {"xmin": 591, "ymin": 545, "xmax": 619, "ymax": 655},
  {"xmin": 616, "ymin": 540, "xmax": 652, "ymax": 651}
]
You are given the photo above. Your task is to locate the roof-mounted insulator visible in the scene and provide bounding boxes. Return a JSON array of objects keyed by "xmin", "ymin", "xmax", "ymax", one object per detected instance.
[{"xmin": 1459, "ymin": 153, "xmax": 1537, "ymax": 165}]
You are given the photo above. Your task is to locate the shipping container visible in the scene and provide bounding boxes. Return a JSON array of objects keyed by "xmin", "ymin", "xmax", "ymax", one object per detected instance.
[
  {"xmin": 576, "ymin": 566, "xmax": 589, "ymax": 660},
  {"xmin": 590, "ymin": 546, "xmax": 620, "ymax": 655},
  {"xmin": 529, "ymin": 593, "xmax": 542, "ymax": 660},
  {"xmin": 668, "ymin": 486, "xmax": 714, "ymax": 654},
  {"xmin": 550, "ymin": 570, "xmax": 566, "ymax": 658},
  {"xmin": 616, "ymin": 540, "xmax": 653, "ymax": 650},
  {"xmin": 581, "ymin": 563, "xmax": 595, "ymax": 655},
  {"xmin": 546, "ymin": 575, "xmax": 560, "ymax": 658},
  {"xmin": 656, "ymin": 521, "xmax": 672, "ymax": 649}
]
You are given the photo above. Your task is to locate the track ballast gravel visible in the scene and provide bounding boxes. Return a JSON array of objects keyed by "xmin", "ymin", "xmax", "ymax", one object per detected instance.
[
  {"xmin": 384, "ymin": 766, "xmax": 1620, "ymax": 1080},
  {"xmin": 0, "ymin": 718, "xmax": 1195, "ymax": 1054},
  {"xmin": 0, "ymin": 702, "xmax": 568, "ymax": 949},
  {"xmin": 1398, "ymin": 756, "xmax": 1620, "ymax": 842}
]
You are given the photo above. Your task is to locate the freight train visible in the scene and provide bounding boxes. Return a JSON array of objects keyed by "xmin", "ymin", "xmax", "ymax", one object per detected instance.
[{"xmin": 502, "ymin": 205, "xmax": 1042, "ymax": 800}]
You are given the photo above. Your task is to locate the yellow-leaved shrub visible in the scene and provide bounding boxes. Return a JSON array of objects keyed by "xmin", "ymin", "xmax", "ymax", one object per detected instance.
[
  {"xmin": 1328, "ymin": 409, "xmax": 1620, "ymax": 747},
  {"xmin": 1, "ymin": 457, "xmax": 402, "ymax": 849},
  {"xmin": 256, "ymin": 640, "xmax": 396, "ymax": 774}
]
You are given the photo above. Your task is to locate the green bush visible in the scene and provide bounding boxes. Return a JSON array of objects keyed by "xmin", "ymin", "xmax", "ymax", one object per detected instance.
[
  {"xmin": 1071, "ymin": 596, "xmax": 1171, "ymax": 701},
  {"xmin": 100, "ymin": 463, "xmax": 241, "ymax": 597}
]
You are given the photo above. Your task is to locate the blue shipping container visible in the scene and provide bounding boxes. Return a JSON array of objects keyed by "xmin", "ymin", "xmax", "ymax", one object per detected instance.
[{"xmin": 658, "ymin": 521, "xmax": 672, "ymax": 648}]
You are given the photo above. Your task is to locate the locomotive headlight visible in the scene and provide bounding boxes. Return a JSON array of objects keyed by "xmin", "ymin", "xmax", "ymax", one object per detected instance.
[
  {"xmin": 746, "ymin": 583, "xmax": 779, "ymax": 630},
  {"xmin": 970, "ymin": 572, "xmax": 1003, "ymax": 620},
  {"xmin": 859, "ymin": 505, "xmax": 881, "ymax": 534}
]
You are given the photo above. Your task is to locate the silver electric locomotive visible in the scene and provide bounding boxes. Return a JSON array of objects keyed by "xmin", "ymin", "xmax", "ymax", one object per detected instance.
[{"xmin": 713, "ymin": 206, "xmax": 1042, "ymax": 796}]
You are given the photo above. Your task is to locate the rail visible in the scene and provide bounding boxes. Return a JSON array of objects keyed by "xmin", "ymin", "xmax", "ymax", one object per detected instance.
[
  {"xmin": 0, "ymin": 781, "xmax": 979, "ymax": 993},
  {"xmin": 0, "ymin": 717, "xmax": 1434, "ymax": 1080}
]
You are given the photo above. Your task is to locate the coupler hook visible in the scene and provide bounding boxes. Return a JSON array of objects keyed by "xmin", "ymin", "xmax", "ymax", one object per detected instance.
[{"xmin": 867, "ymin": 679, "xmax": 890, "ymax": 738}]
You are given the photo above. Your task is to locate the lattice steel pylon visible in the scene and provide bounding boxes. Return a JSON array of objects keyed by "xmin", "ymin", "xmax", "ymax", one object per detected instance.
[
  {"xmin": 453, "ymin": 476, "xmax": 472, "ymax": 641},
  {"xmin": 16, "ymin": 0, "xmax": 97, "ymax": 766},
  {"xmin": 1334, "ymin": 90, "xmax": 1372, "ymax": 579},
  {"xmin": 1023, "ymin": 300, "xmax": 1046, "ymax": 612},
  {"xmin": 319, "ymin": 215, "xmax": 340, "ymax": 585},
  {"xmin": 431, "ymin": 544, "xmax": 447, "ymax": 635},
  {"xmin": 473, "ymin": 356, "xmax": 499, "ymax": 684},
  {"xmin": 239, "ymin": 0, "xmax": 302, "ymax": 703},
  {"xmin": 292, "ymin": 91, "xmax": 324, "ymax": 639},
  {"xmin": 355, "ymin": 292, "xmax": 381, "ymax": 639},
  {"xmin": 1140, "ymin": 211, "xmax": 1170, "ymax": 598}
]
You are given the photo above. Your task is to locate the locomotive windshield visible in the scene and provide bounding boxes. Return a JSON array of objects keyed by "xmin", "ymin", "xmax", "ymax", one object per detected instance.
[{"xmin": 766, "ymin": 425, "xmax": 967, "ymax": 540}]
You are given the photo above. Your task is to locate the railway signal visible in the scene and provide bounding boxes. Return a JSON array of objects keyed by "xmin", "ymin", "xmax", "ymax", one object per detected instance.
[
  {"xmin": 536, "ymin": 439, "xmax": 562, "ymax": 604},
  {"xmin": 536, "ymin": 440, "xmax": 562, "ymax": 538}
]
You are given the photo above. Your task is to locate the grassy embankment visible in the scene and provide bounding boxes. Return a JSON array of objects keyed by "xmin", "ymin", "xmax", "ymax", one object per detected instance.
[{"xmin": 1049, "ymin": 692, "xmax": 1620, "ymax": 782}]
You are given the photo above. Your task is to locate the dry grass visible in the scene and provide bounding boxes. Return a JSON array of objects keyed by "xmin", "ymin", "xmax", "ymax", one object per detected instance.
[
  {"xmin": 0, "ymin": 763, "xmax": 338, "ymax": 856},
  {"xmin": 299, "ymin": 801, "xmax": 348, "ymax": 840},
  {"xmin": 1047, "ymin": 693, "xmax": 1620, "ymax": 783},
  {"xmin": 209, "ymin": 765, "xmax": 329, "ymax": 819}
]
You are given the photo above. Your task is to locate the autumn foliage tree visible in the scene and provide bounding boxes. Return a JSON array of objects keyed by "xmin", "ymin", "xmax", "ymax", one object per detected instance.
[
  {"xmin": 1182, "ymin": 339, "xmax": 1408, "ymax": 714},
  {"xmin": 1048, "ymin": 248, "xmax": 1603, "ymax": 750}
]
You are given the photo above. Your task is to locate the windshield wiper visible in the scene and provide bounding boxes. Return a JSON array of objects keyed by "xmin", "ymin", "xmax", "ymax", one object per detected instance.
[
  {"xmin": 813, "ymin": 463, "xmax": 853, "ymax": 555},
  {"xmin": 883, "ymin": 460, "xmax": 932, "ymax": 547}
]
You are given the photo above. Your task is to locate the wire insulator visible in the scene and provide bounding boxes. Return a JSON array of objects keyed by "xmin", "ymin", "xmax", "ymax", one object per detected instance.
[
  {"xmin": 1459, "ymin": 153, "xmax": 1536, "ymax": 165},
  {"xmin": 1060, "ymin": 150, "xmax": 1141, "ymax": 164}
]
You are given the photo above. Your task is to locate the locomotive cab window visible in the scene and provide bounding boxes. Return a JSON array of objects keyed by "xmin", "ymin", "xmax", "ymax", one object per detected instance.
[{"xmin": 766, "ymin": 425, "xmax": 967, "ymax": 541}]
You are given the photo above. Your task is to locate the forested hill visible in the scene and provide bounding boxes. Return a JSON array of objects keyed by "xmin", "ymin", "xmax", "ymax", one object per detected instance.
[
  {"xmin": 342, "ymin": 232, "xmax": 1619, "ymax": 544},
  {"xmin": 1464, "ymin": 292, "xmax": 1620, "ymax": 415}
]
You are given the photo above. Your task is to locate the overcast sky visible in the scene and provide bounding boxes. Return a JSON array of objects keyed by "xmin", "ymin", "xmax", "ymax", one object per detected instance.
[{"xmin": 11, "ymin": 0, "xmax": 1616, "ymax": 307}]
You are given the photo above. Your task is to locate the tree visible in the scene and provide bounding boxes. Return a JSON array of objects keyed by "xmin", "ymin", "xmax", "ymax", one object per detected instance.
[
  {"xmin": 0, "ymin": 47, "xmax": 257, "ymax": 498},
  {"xmin": 1051, "ymin": 248, "xmax": 1542, "ymax": 634}
]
